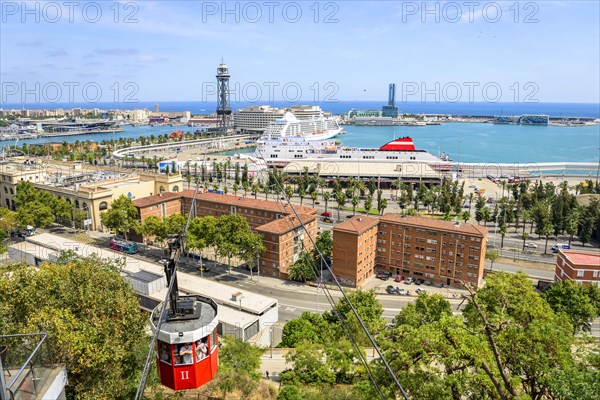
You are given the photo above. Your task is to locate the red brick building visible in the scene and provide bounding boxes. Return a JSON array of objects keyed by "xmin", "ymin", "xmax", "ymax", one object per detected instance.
[
  {"xmin": 331, "ymin": 214, "xmax": 488, "ymax": 288},
  {"xmin": 133, "ymin": 191, "xmax": 318, "ymax": 279},
  {"xmin": 133, "ymin": 192, "xmax": 183, "ymax": 222},
  {"xmin": 554, "ymin": 249, "xmax": 600, "ymax": 287},
  {"xmin": 332, "ymin": 216, "xmax": 379, "ymax": 287}
]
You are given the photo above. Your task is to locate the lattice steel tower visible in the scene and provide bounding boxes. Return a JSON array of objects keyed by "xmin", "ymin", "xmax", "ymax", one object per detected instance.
[{"xmin": 216, "ymin": 61, "xmax": 232, "ymax": 135}]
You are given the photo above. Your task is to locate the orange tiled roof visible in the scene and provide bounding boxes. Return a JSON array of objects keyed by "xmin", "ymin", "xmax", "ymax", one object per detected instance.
[
  {"xmin": 255, "ymin": 213, "xmax": 316, "ymax": 234},
  {"xmin": 180, "ymin": 190, "xmax": 317, "ymax": 216},
  {"xmin": 333, "ymin": 215, "xmax": 379, "ymax": 234},
  {"xmin": 560, "ymin": 249, "xmax": 600, "ymax": 267},
  {"xmin": 380, "ymin": 214, "xmax": 488, "ymax": 237},
  {"xmin": 133, "ymin": 192, "xmax": 183, "ymax": 208}
]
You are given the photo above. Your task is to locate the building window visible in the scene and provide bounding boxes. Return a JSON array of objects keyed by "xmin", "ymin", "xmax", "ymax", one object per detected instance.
[
  {"xmin": 159, "ymin": 186, "xmax": 165, "ymax": 193},
  {"xmin": 172, "ymin": 185, "xmax": 179, "ymax": 192},
  {"xmin": 99, "ymin": 201, "xmax": 108, "ymax": 211},
  {"xmin": 577, "ymin": 270, "xmax": 584, "ymax": 277}
]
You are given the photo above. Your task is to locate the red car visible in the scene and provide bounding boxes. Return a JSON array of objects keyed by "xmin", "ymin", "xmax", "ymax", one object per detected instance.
[
  {"xmin": 395, "ymin": 275, "xmax": 405, "ymax": 282},
  {"xmin": 321, "ymin": 212, "xmax": 332, "ymax": 217}
]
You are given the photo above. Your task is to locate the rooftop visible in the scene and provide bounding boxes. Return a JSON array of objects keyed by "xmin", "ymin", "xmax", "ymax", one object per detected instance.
[
  {"xmin": 333, "ymin": 215, "xmax": 379, "ymax": 234},
  {"xmin": 560, "ymin": 249, "xmax": 600, "ymax": 267},
  {"xmin": 255, "ymin": 213, "xmax": 315, "ymax": 234},
  {"xmin": 133, "ymin": 191, "xmax": 183, "ymax": 208},
  {"xmin": 180, "ymin": 190, "xmax": 317, "ymax": 216},
  {"xmin": 380, "ymin": 214, "xmax": 488, "ymax": 237}
]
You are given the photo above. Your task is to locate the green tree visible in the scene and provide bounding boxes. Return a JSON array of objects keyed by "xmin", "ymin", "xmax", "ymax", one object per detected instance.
[
  {"xmin": 541, "ymin": 222, "xmax": 554, "ymax": 254},
  {"xmin": 187, "ymin": 216, "xmax": 218, "ymax": 258},
  {"xmin": 351, "ymin": 195, "xmax": 359, "ymax": 215},
  {"xmin": 100, "ymin": 195, "xmax": 140, "ymax": 240},
  {"xmin": 335, "ymin": 190, "xmax": 346, "ymax": 221},
  {"xmin": 280, "ymin": 312, "xmax": 333, "ymax": 348},
  {"xmin": 215, "ymin": 335, "xmax": 265, "ymax": 398},
  {"xmin": 323, "ymin": 191, "xmax": 331, "ymax": 213},
  {"xmin": 288, "ymin": 252, "xmax": 316, "ymax": 283},
  {"xmin": 499, "ymin": 224, "xmax": 507, "ymax": 248},
  {"xmin": 542, "ymin": 281, "xmax": 600, "ymax": 333},
  {"xmin": 17, "ymin": 201, "xmax": 55, "ymax": 228},
  {"xmin": 215, "ymin": 214, "xmax": 263, "ymax": 273},
  {"xmin": 313, "ymin": 230, "xmax": 333, "ymax": 264},
  {"xmin": 0, "ymin": 257, "xmax": 147, "ymax": 399},
  {"xmin": 141, "ymin": 215, "xmax": 164, "ymax": 245},
  {"xmin": 363, "ymin": 196, "xmax": 373, "ymax": 216},
  {"xmin": 324, "ymin": 289, "xmax": 385, "ymax": 346},
  {"xmin": 485, "ymin": 249, "xmax": 499, "ymax": 271},
  {"xmin": 461, "ymin": 210, "xmax": 470, "ymax": 223}
]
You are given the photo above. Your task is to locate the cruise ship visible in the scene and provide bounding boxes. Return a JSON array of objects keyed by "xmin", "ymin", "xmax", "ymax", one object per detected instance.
[
  {"xmin": 262, "ymin": 111, "xmax": 343, "ymax": 141},
  {"xmin": 255, "ymin": 136, "xmax": 451, "ymax": 171}
]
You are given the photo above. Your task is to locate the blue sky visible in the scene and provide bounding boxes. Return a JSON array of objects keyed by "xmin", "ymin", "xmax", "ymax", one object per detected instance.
[{"xmin": 1, "ymin": 1, "xmax": 599, "ymax": 104}]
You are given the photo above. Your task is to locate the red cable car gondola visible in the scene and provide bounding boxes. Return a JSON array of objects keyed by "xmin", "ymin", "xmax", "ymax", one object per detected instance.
[{"xmin": 150, "ymin": 234, "xmax": 219, "ymax": 391}]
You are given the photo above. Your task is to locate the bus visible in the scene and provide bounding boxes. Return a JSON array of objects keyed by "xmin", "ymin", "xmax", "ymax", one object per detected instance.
[{"xmin": 109, "ymin": 238, "xmax": 138, "ymax": 254}]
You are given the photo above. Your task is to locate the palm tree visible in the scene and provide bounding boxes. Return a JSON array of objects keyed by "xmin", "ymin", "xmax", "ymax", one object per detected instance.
[
  {"xmin": 364, "ymin": 196, "xmax": 373, "ymax": 216},
  {"xmin": 499, "ymin": 224, "xmax": 507, "ymax": 248},
  {"xmin": 310, "ymin": 191, "xmax": 318, "ymax": 207},
  {"xmin": 542, "ymin": 223, "xmax": 553, "ymax": 254},
  {"xmin": 335, "ymin": 191, "xmax": 346, "ymax": 221},
  {"xmin": 298, "ymin": 186, "xmax": 306, "ymax": 206},
  {"xmin": 323, "ymin": 191, "xmax": 331, "ymax": 213},
  {"xmin": 251, "ymin": 183, "xmax": 260, "ymax": 199},
  {"xmin": 351, "ymin": 195, "xmax": 359, "ymax": 215},
  {"xmin": 263, "ymin": 185, "xmax": 270, "ymax": 200}
]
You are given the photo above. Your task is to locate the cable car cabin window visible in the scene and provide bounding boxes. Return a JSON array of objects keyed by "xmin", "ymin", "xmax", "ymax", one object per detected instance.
[
  {"xmin": 158, "ymin": 341, "xmax": 172, "ymax": 365},
  {"xmin": 195, "ymin": 337, "xmax": 209, "ymax": 362},
  {"xmin": 210, "ymin": 330, "xmax": 217, "ymax": 351},
  {"xmin": 175, "ymin": 342, "xmax": 194, "ymax": 365}
]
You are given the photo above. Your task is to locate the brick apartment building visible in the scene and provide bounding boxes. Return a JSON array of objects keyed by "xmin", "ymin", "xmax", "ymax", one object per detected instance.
[
  {"xmin": 332, "ymin": 214, "xmax": 488, "ymax": 288},
  {"xmin": 554, "ymin": 249, "xmax": 600, "ymax": 287},
  {"xmin": 133, "ymin": 190, "xmax": 318, "ymax": 280},
  {"xmin": 332, "ymin": 216, "xmax": 379, "ymax": 287}
]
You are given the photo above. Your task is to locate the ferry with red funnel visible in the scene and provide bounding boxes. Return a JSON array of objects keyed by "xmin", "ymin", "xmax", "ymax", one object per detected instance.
[{"xmin": 255, "ymin": 136, "xmax": 451, "ymax": 171}]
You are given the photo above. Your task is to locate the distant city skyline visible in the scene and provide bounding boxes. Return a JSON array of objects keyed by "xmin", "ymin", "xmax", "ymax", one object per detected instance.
[{"xmin": 1, "ymin": 1, "xmax": 599, "ymax": 104}]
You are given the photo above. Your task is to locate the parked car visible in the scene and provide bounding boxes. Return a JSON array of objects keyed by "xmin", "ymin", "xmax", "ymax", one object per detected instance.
[
  {"xmin": 321, "ymin": 211, "xmax": 332, "ymax": 217},
  {"xmin": 416, "ymin": 288, "xmax": 426, "ymax": 294},
  {"xmin": 551, "ymin": 243, "xmax": 570, "ymax": 253},
  {"xmin": 323, "ymin": 217, "xmax": 335, "ymax": 223},
  {"xmin": 404, "ymin": 277, "xmax": 414, "ymax": 285},
  {"xmin": 414, "ymin": 279, "xmax": 424, "ymax": 285},
  {"xmin": 386, "ymin": 285, "xmax": 397, "ymax": 294},
  {"xmin": 524, "ymin": 242, "xmax": 538, "ymax": 249},
  {"xmin": 377, "ymin": 272, "xmax": 391, "ymax": 280},
  {"xmin": 396, "ymin": 287, "xmax": 407, "ymax": 295},
  {"xmin": 198, "ymin": 266, "xmax": 210, "ymax": 273},
  {"xmin": 395, "ymin": 275, "xmax": 405, "ymax": 282},
  {"xmin": 346, "ymin": 214, "xmax": 355, "ymax": 218}
]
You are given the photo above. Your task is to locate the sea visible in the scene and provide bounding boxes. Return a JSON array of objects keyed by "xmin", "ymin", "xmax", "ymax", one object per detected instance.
[
  {"xmin": 2, "ymin": 101, "xmax": 599, "ymax": 164},
  {"xmin": 3, "ymin": 100, "xmax": 600, "ymax": 118}
]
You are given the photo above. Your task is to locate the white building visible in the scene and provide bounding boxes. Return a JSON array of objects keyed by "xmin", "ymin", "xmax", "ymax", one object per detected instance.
[{"xmin": 233, "ymin": 105, "xmax": 286, "ymax": 134}]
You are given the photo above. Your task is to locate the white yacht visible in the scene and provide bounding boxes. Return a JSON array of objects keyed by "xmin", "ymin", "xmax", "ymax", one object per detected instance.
[{"xmin": 262, "ymin": 111, "xmax": 343, "ymax": 141}]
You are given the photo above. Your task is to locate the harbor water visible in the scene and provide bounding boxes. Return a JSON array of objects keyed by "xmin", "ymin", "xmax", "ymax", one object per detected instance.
[{"xmin": 4, "ymin": 122, "xmax": 599, "ymax": 164}]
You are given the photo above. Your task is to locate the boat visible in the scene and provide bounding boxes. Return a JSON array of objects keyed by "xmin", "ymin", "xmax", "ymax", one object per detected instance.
[
  {"xmin": 255, "ymin": 136, "xmax": 452, "ymax": 171},
  {"xmin": 261, "ymin": 111, "xmax": 342, "ymax": 141}
]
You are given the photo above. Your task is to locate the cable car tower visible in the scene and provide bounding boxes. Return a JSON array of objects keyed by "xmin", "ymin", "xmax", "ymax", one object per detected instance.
[{"xmin": 216, "ymin": 60, "xmax": 232, "ymax": 135}]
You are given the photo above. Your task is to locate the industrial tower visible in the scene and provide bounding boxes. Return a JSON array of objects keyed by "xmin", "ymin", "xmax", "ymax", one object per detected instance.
[
  {"xmin": 382, "ymin": 83, "xmax": 399, "ymax": 118},
  {"xmin": 216, "ymin": 61, "xmax": 232, "ymax": 135}
]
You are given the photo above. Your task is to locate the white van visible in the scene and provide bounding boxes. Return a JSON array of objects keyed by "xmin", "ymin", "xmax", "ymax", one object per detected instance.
[{"xmin": 551, "ymin": 244, "xmax": 570, "ymax": 253}]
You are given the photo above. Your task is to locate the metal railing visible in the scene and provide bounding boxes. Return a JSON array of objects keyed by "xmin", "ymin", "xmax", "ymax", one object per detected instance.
[{"xmin": 1, "ymin": 333, "xmax": 53, "ymax": 400}]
